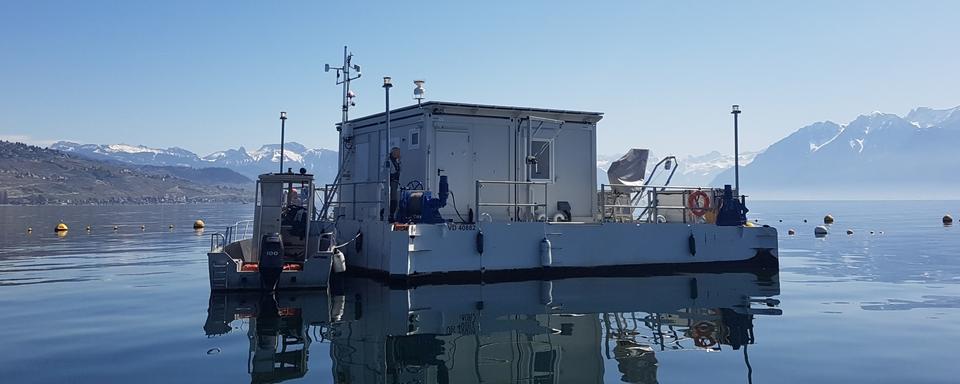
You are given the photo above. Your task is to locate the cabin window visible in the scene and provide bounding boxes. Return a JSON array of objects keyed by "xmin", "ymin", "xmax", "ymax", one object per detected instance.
[
  {"xmin": 530, "ymin": 139, "xmax": 553, "ymax": 181},
  {"xmin": 408, "ymin": 128, "xmax": 421, "ymax": 150}
]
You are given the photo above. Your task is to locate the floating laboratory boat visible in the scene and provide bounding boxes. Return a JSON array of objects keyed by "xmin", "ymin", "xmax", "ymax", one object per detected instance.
[
  {"xmin": 207, "ymin": 101, "xmax": 778, "ymax": 290},
  {"xmin": 322, "ymin": 101, "xmax": 778, "ymax": 285}
]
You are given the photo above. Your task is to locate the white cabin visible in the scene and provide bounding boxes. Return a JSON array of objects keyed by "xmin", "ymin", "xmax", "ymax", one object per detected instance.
[{"xmin": 336, "ymin": 102, "xmax": 603, "ymax": 223}]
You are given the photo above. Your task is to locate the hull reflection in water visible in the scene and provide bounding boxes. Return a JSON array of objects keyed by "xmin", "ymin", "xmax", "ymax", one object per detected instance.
[
  {"xmin": 204, "ymin": 273, "xmax": 780, "ymax": 383},
  {"xmin": 204, "ymin": 291, "xmax": 339, "ymax": 383}
]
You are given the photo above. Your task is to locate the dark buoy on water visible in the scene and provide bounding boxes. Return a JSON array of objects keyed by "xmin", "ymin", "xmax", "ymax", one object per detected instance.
[
  {"xmin": 788, "ymin": 229, "xmax": 796, "ymax": 235},
  {"xmin": 113, "ymin": 225, "xmax": 119, "ymax": 231},
  {"xmin": 193, "ymin": 220, "xmax": 205, "ymax": 229},
  {"xmin": 846, "ymin": 229, "xmax": 854, "ymax": 235},
  {"xmin": 824, "ymin": 214, "xmax": 835, "ymax": 224},
  {"xmin": 140, "ymin": 224, "xmax": 145, "ymax": 231},
  {"xmin": 944, "ymin": 215, "xmax": 953, "ymax": 225}
]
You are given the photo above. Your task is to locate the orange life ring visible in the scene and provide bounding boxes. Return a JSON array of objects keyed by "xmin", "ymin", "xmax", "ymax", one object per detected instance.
[
  {"xmin": 687, "ymin": 190, "xmax": 711, "ymax": 217},
  {"xmin": 691, "ymin": 321, "xmax": 717, "ymax": 348}
]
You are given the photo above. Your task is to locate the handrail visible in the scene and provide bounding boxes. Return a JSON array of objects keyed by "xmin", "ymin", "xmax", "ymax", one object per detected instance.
[
  {"xmin": 599, "ymin": 183, "xmax": 721, "ymax": 223},
  {"xmin": 320, "ymin": 180, "xmax": 386, "ymax": 220},
  {"xmin": 222, "ymin": 219, "xmax": 254, "ymax": 244},
  {"xmin": 210, "ymin": 233, "xmax": 225, "ymax": 252},
  {"xmin": 476, "ymin": 180, "xmax": 549, "ymax": 222}
]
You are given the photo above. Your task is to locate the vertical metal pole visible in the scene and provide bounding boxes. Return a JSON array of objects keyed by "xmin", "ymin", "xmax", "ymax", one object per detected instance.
[
  {"xmin": 280, "ymin": 112, "xmax": 287, "ymax": 173},
  {"xmin": 383, "ymin": 77, "xmax": 393, "ymax": 221},
  {"xmin": 341, "ymin": 46, "xmax": 349, "ymax": 124},
  {"xmin": 600, "ymin": 184, "xmax": 605, "ymax": 221},
  {"xmin": 732, "ymin": 105, "xmax": 741, "ymax": 194}
]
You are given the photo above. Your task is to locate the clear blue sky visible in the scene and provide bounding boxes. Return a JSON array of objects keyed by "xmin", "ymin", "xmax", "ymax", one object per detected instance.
[{"xmin": 2, "ymin": 0, "xmax": 958, "ymax": 157}]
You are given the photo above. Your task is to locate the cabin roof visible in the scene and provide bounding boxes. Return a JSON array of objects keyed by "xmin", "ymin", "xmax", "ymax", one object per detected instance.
[
  {"xmin": 341, "ymin": 101, "xmax": 604, "ymax": 127},
  {"xmin": 257, "ymin": 173, "xmax": 314, "ymax": 183}
]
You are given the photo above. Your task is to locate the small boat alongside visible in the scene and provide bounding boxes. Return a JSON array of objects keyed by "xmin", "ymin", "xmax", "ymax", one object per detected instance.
[{"xmin": 207, "ymin": 171, "xmax": 340, "ymax": 291}]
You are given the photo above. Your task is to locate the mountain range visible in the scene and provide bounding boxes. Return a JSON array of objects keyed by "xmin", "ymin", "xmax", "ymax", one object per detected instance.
[
  {"xmin": 597, "ymin": 151, "xmax": 759, "ymax": 188},
  {"xmin": 0, "ymin": 141, "xmax": 250, "ymax": 205},
  {"xmin": 712, "ymin": 105, "xmax": 960, "ymax": 199},
  {"xmin": 23, "ymin": 104, "xmax": 960, "ymax": 202},
  {"xmin": 51, "ymin": 141, "xmax": 338, "ymax": 182}
]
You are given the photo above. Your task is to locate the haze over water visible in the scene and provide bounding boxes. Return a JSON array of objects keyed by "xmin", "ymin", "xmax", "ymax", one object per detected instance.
[{"xmin": 0, "ymin": 201, "xmax": 958, "ymax": 383}]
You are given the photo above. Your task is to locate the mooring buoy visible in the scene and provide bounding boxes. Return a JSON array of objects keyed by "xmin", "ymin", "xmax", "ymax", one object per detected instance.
[
  {"xmin": 27, "ymin": 227, "xmax": 33, "ymax": 233},
  {"xmin": 113, "ymin": 225, "xmax": 119, "ymax": 231},
  {"xmin": 787, "ymin": 229, "xmax": 796, "ymax": 235},
  {"xmin": 168, "ymin": 224, "xmax": 174, "ymax": 229},
  {"xmin": 85, "ymin": 225, "xmax": 91, "ymax": 231},
  {"xmin": 824, "ymin": 214, "xmax": 835, "ymax": 224},
  {"xmin": 846, "ymin": 229, "xmax": 854, "ymax": 235},
  {"xmin": 193, "ymin": 220, "xmax": 205, "ymax": 229},
  {"xmin": 814, "ymin": 226, "xmax": 828, "ymax": 237},
  {"xmin": 55, "ymin": 222, "xmax": 68, "ymax": 232},
  {"xmin": 944, "ymin": 215, "xmax": 953, "ymax": 225}
]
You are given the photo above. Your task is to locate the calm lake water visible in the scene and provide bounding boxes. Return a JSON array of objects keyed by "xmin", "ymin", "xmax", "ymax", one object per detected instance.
[{"xmin": 1, "ymin": 201, "xmax": 958, "ymax": 383}]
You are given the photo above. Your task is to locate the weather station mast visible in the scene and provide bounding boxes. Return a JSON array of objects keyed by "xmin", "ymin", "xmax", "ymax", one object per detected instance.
[{"xmin": 320, "ymin": 46, "xmax": 362, "ymax": 219}]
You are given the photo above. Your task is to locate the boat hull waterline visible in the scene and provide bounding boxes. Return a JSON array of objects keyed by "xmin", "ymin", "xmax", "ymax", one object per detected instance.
[{"xmin": 339, "ymin": 220, "xmax": 778, "ymax": 285}]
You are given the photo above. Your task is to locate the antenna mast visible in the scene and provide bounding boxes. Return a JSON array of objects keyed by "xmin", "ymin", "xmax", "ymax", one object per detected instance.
[
  {"xmin": 319, "ymin": 47, "xmax": 362, "ymax": 221},
  {"xmin": 326, "ymin": 46, "xmax": 362, "ymax": 130}
]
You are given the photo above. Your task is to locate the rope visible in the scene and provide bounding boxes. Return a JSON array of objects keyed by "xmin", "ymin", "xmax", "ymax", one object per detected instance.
[{"xmin": 333, "ymin": 231, "xmax": 362, "ymax": 249}]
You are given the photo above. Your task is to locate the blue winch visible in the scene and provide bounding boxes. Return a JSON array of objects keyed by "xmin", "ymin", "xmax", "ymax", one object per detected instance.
[
  {"xmin": 716, "ymin": 184, "xmax": 749, "ymax": 226},
  {"xmin": 395, "ymin": 175, "xmax": 449, "ymax": 224}
]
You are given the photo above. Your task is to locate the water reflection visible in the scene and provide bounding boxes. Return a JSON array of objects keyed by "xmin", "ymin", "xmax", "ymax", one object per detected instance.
[
  {"xmin": 205, "ymin": 273, "xmax": 780, "ymax": 384},
  {"xmin": 204, "ymin": 292, "xmax": 335, "ymax": 383}
]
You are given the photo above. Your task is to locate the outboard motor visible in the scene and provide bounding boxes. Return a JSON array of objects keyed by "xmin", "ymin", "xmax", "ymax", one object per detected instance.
[
  {"xmin": 259, "ymin": 233, "xmax": 284, "ymax": 290},
  {"xmin": 395, "ymin": 175, "xmax": 450, "ymax": 224}
]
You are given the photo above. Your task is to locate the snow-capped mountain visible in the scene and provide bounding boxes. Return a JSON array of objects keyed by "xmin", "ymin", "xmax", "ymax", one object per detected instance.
[
  {"xmin": 51, "ymin": 142, "xmax": 200, "ymax": 167},
  {"xmin": 906, "ymin": 106, "xmax": 960, "ymax": 128},
  {"xmin": 597, "ymin": 151, "xmax": 758, "ymax": 187},
  {"xmin": 710, "ymin": 105, "xmax": 960, "ymax": 199},
  {"xmin": 51, "ymin": 141, "xmax": 339, "ymax": 182},
  {"xmin": 202, "ymin": 143, "xmax": 338, "ymax": 181}
]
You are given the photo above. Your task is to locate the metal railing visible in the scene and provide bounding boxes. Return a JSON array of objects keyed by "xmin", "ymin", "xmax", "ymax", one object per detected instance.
[
  {"xmin": 475, "ymin": 180, "xmax": 549, "ymax": 222},
  {"xmin": 319, "ymin": 181, "xmax": 386, "ymax": 220},
  {"xmin": 210, "ymin": 233, "xmax": 225, "ymax": 252},
  {"xmin": 224, "ymin": 220, "xmax": 254, "ymax": 244},
  {"xmin": 210, "ymin": 219, "xmax": 254, "ymax": 252},
  {"xmin": 599, "ymin": 183, "xmax": 721, "ymax": 223}
]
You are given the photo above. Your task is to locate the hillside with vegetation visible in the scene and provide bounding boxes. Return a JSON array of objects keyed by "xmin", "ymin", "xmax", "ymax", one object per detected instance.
[{"xmin": 0, "ymin": 141, "xmax": 252, "ymax": 205}]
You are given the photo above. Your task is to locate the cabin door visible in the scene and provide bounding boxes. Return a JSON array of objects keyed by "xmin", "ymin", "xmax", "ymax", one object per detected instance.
[{"xmin": 435, "ymin": 130, "xmax": 473, "ymax": 220}]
